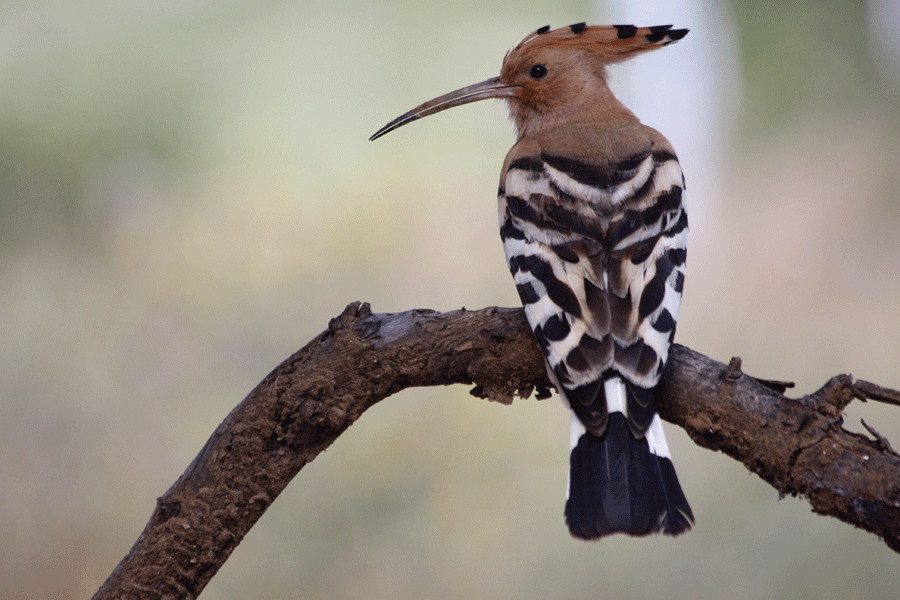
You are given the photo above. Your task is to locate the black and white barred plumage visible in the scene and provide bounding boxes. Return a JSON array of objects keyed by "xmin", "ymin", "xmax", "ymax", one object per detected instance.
[{"xmin": 499, "ymin": 141, "xmax": 693, "ymax": 538}]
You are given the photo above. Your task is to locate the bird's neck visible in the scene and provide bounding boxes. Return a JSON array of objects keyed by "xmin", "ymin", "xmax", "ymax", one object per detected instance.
[{"xmin": 510, "ymin": 84, "xmax": 640, "ymax": 140}]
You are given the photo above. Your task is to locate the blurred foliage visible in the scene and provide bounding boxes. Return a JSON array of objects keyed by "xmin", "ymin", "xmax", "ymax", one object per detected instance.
[
  {"xmin": 734, "ymin": 0, "xmax": 890, "ymax": 124},
  {"xmin": 0, "ymin": 1, "xmax": 898, "ymax": 599}
]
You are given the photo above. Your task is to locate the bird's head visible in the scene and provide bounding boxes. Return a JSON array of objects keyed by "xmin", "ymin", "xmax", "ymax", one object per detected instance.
[{"xmin": 370, "ymin": 23, "xmax": 688, "ymax": 141}]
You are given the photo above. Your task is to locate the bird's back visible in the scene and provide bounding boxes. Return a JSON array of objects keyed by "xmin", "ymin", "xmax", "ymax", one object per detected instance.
[{"xmin": 498, "ymin": 118, "xmax": 692, "ymax": 538}]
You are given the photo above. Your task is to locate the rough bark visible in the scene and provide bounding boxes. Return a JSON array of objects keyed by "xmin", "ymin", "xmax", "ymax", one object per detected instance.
[{"xmin": 93, "ymin": 302, "xmax": 900, "ymax": 599}]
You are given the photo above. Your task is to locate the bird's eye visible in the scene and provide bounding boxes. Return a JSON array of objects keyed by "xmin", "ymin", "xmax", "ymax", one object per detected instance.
[{"xmin": 529, "ymin": 64, "xmax": 548, "ymax": 79}]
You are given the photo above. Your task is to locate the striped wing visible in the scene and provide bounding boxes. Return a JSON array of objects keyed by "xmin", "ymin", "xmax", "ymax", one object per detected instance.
[{"xmin": 498, "ymin": 148, "xmax": 688, "ymax": 437}]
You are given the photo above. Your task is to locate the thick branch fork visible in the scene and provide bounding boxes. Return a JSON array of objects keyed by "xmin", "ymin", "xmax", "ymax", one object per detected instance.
[{"xmin": 93, "ymin": 303, "xmax": 900, "ymax": 599}]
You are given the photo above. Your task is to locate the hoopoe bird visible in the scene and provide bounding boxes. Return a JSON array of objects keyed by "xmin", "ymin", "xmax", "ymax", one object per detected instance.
[{"xmin": 371, "ymin": 23, "xmax": 693, "ymax": 539}]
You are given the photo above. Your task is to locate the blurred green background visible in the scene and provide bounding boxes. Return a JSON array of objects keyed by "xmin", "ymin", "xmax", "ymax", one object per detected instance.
[{"xmin": 2, "ymin": 0, "xmax": 899, "ymax": 598}]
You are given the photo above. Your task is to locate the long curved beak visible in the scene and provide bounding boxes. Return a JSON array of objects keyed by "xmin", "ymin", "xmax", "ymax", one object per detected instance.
[{"xmin": 369, "ymin": 76, "xmax": 517, "ymax": 141}]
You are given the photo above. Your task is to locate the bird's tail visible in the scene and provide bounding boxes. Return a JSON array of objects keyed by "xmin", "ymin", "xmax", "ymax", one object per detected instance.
[{"xmin": 564, "ymin": 377, "xmax": 693, "ymax": 539}]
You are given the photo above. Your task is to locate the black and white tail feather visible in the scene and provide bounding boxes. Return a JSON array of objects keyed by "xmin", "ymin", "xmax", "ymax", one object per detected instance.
[
  {"xmin": 500, "ymin": 145, "xmax": 694, "ymax": 539},
  {"xmin": 565, "ymin": 377, "xmax": 692, "ymax": 538}
]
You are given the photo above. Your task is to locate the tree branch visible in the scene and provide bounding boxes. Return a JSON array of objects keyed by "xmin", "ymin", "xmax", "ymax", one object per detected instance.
[{"xmin": 93, "ymin": 302, "xmax": 900, "ymax": 599}]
